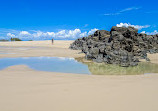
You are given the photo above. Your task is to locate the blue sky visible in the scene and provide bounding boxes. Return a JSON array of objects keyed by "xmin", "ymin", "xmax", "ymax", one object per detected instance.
[{"xmin": 0, "ymin": 0, "xmax": 158, "ymax": 40}]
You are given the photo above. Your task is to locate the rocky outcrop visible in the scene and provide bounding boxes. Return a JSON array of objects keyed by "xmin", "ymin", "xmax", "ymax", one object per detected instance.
[{"xmin": 70, "ymin": 26, "xmax": 158, "ymax": 67}]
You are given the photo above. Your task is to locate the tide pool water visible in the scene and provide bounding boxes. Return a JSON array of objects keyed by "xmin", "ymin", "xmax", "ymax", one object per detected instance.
[
  {"xmin": 0, "ymin": 57, "xmax": 158, "ymax": 75},
  {"xmin": 0, "ymin": 57, "xmax": 91, "ymax": 74},
  {"xmin": 0, "ymin": 52, "xmax": 15, "ymax": 54}
]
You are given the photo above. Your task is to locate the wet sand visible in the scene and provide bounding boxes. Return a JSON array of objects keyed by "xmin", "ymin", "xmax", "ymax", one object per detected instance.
[
  {"xmin": 0, "ymin": 40, "xmax": 158, "ymax": 111},
  {"xmin": 0, "ymin": 40, "xmax": 84, "ymax": 58}
]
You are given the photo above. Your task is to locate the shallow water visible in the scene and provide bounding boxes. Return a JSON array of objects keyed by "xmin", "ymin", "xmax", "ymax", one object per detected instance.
[
  {"xmin": 0, "ymin": 57, "xmax": 91, "ymax": 74},
  {"xmin": 0, "ymin": 57, "xmax": 158, "ymax": 75},
  {"xmin": 83, "ymin": 62, "xmax": 158, "ymax": 75}
]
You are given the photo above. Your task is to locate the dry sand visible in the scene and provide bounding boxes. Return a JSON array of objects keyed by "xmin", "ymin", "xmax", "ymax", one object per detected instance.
[{"xmin": 0, "ymin": 40, "xmax": 158, "ymax": 111}]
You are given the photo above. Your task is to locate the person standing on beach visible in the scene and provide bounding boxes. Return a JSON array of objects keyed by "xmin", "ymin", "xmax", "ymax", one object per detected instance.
[{"xmin": 52, "ymin": 38, "xmax": 54, "ymax": 45}]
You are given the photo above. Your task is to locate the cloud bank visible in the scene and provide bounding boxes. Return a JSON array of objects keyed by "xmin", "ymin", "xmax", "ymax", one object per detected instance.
[
  {"xmin": 141, "ymin": 30, "xmax": 158, "ymax": 35},
  {"xmin": 6, "ymin": 28, "xmax": 98, "ymax": 40},
  {"xmin": 3, "ymin": 23, "xmax": 155, "ymax": 41},
  {"xmin": 116, "ymin": 23, "xmax": 150, "ymax": 30},
  {"xmin": 7, "ymin": 33, "xmax": 15, "ymax": 37}
]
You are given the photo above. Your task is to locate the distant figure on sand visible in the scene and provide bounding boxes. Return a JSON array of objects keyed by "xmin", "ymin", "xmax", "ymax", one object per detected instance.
[{"xmin": 52, "ymin": 38, "xmax": 54, "ymax": 45}]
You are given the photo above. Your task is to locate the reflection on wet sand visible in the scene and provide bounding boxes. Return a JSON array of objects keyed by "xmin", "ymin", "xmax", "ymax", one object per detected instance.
[{"xmin": 75, "ymin": 57, "xmax": 158, "ymax": 75}]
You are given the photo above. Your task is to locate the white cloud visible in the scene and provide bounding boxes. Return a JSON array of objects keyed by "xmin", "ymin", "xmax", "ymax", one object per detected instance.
[
  {"xmin": 65, "ymin": 29, "xmax": 81, "ymax": 38},
  {"xmin": 141, "ymin": 31, "xmax": 146, "ymax": 34},
  {"xmin": 88, "ymin": 28, "xmax": 98, "ymax": 35},
  {"xmin": 32, "ymin": 31, "xmax": 44, "ymax": 38},
  {"xmin": 104, "ymin": 13, "xmax": 121, "ymax": 16},
  {"xmin": 116, "ymin": 23, "xmax": 150, "ymax": 30},
  {"xmin": 20, "ymin": 31, "xmax": 30, "ymax": 35},
  {"xmin": 141, "ymin": 30, "xmax": 158, "ymax": 35},
  {"xmin": 104, "ymin": 6, "xmax": 141, "ymax": 16},
  {"xmin": 5, "ymin": 28, "xmax": 98, "ymax": 40},
  {"xmin": 7, "ymin": 33, "xmax": 15, "ymax": 37},
  {"xmin": 80, "ymin": 32, "xmax": 87, "ymax": 37},
  {"xmin": 47, "ymin": 32, "xmax": 55, "ymax": 36},
  {"xmin": 119, "ymin": 7, "xmax": 141, "ymax": 13}
]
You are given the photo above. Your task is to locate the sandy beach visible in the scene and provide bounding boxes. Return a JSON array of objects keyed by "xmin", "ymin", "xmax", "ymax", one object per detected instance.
[
  {"xmin": 0, "ymin": 40, "xmax": 84, "ymax": 58},
  {"xmin": 0, "ymin": 40, "xmax": 158, "ymax": 111}
]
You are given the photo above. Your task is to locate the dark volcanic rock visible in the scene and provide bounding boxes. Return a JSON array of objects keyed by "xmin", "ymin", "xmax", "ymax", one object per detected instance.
[{"xmin": 70, "ymin": 26, "xmax": 158, "ymax": 67}]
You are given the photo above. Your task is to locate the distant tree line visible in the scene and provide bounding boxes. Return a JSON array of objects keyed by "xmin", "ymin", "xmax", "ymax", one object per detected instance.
[
  {"xmin": 10, "ymin": 38, "xmax": 22, "ymax": 41},
  {"xmin": 0, "ymin": 39, "xmax": 9, "ymax": 41},
  {"xmin": 0, "ymin": 37, "xmax": 34, "ymax": 42}
]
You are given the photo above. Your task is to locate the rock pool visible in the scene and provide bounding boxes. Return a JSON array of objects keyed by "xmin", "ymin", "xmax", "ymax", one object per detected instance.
[{"xmin": 0, "ymin": 57, "xmax": 158, "ymax": 75}]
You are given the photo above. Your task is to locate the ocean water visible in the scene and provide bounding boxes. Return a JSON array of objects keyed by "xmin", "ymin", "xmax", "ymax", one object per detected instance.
[{"xmin": 0, "ymin": 57, "xmax": 158, "ymax": 75}]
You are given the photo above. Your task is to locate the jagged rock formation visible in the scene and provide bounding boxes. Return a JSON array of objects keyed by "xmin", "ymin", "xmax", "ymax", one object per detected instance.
[{"xmin": 70, "ymin": 26, "xmax": 158, "ymax": 67}]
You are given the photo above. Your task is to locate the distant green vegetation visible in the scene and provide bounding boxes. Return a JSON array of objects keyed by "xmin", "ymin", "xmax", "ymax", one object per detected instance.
[
  {"xmin": 0, "ymin": 38, "xmax": 34, "ymax": 42},
  {"xmin": 0, "ymin": 38, "xmax": 23, "ymax": 41},
  {"xmin": 10, "ymin": 38, "xmax": 22, "ymax": 41},
  {"xmin": 0, "ymin": 39, "xmax": 9, "ymax": 42}
]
